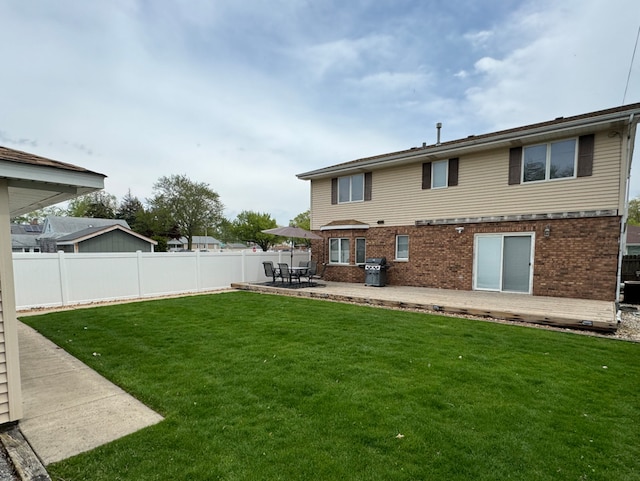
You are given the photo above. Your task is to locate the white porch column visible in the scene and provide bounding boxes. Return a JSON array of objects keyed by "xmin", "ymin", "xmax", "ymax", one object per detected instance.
[{"xmin": 0, "ymin": 179, "xmax": 23, "ymax": 422}]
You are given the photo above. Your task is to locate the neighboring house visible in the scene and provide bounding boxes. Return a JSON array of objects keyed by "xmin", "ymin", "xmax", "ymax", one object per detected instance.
[
  {"xmin": 11, "ymin": 223, "xmax": 43, "ymax": 252},
  {"xmin": 625, "ymin": 225, "xmax": 640, "ymax": 254},
  {"xmin": 221, "ymin": 242, "xmax": 250, "ymax": 251},
  {"xmin": 0, "ymin": 145, "xmax": 105, "ymax": 426},
  {"xmin": 38, "ymin": 216, "xmax": 156, "ymax": 253},
  {"xmin": 168, "ymin": 236, "xmax": 221, "ymax": 251},
  {"xmin": 297, "ymin": 103, "xmax": 640, "ymax": 302}
]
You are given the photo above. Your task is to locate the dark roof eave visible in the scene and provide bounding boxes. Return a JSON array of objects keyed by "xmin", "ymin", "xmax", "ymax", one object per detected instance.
[{"xmin": 297, "ymin": 103, "xmax": 640, "ymax": 180}]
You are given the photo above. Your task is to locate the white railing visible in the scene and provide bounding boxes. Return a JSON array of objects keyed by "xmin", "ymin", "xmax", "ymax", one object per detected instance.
[{"xmin": 12, "ymin": 250, "xmax": 310, "ymax": 311}]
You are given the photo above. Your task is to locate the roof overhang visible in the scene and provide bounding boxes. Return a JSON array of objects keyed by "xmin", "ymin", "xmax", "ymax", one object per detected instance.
[
  {"xmin": 320, "ymin": 220, "xmax": 370, "ymax": 231},
  {"xmin": 297, "ymin": 103, "xmax": 640, "ymax": 180},
  {"xmin": 0, "ymin": 150, "xmax": 106, "ymax": 216}
]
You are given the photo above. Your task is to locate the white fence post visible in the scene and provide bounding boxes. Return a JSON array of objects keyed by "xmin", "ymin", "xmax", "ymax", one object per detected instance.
[
  {"xmin": 195, "ymin": 250, "xmax": 201, "ymax": 292},
  {"xmin": 57, "ymin": 251, "xmax": 69, "ymax": 306},
  {"xmin": 241, "ymin": 250, "xmax": 246, "ymax": 283},
  {"xmin": 136, "ymin": 251, "xmax": 143, "ymax": 297}
]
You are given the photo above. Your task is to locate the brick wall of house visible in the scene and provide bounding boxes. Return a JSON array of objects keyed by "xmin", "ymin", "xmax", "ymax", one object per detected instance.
[{"xmin": 311, "ymin": 216, "xmax": 621, "ymax": 301}]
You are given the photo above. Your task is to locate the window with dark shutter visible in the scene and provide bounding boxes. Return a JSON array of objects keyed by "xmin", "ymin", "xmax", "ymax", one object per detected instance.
[
  {"xmin": 509, "ymin": 147, "xmax": 522, "ymax": 185},
  {"xmin": 577, "ymin": 134, "xmax": 594, "ymax": 177},
  {"xmin": 448, "ymin": 158, "xmax": 459, "ymax": 186},
  {"xmin": 422, "ymin": 162, "xmax": 432, "ymax": 190}
]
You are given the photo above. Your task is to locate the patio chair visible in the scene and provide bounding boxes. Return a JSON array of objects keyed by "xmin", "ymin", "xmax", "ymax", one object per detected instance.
[
  {"xmin": 263, "ymin": 261, "xmax": 280, "ymax": 283},
  {"xmin": 278, "ymin": 263, "xmax": 301, "ymax": 284},
  {"xmin": 306, "ymin": 260, "xmax": 318, "ymax": 285}
]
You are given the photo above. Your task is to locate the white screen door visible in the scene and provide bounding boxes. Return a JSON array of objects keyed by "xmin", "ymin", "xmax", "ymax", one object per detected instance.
[{"xmin": 474, "ymin": 234, "xmax": 533, "ymax": 293}]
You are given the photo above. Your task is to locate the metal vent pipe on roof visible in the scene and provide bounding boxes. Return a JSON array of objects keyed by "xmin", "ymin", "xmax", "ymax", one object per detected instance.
[{"xmin": 436, "ymin": 122, "xmax": 442, "ymax": 145}]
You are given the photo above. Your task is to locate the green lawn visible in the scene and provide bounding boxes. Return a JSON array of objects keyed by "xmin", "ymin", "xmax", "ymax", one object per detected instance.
[{"xmin": 22, "ymin": 291, "xmax": 640, "ymax": 481}]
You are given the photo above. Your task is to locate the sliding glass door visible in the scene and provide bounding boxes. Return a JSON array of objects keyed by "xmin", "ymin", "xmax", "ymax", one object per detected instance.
[{"xmin": 474, "ymin": 234, "xmax": 533, "ymax": 293}]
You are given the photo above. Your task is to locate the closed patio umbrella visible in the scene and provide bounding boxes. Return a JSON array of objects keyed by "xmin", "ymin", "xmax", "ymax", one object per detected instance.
[{"xmin": 262, "ymin": 226, "xmax": 322, "ymax": 265}]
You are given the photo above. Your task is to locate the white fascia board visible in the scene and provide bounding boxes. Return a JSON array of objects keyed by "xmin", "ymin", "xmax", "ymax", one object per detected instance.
[
  {"xmin": 0, "ymin": 161, "xmax": 105, "ymax": 190},
  {"xmin": 63, "ymin": 225, "xmax": 158, "ymax": 245},
  {"xmin": 320, "ymin": 224, "xmax": 370, "ymax": 231}
]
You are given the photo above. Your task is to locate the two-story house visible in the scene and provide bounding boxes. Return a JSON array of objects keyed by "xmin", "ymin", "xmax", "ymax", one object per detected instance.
[{"xmin": 297, "ymin": 103, "xmax": 640, "ymax": 302}]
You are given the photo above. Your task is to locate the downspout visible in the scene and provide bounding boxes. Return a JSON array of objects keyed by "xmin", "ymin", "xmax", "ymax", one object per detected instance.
[{"xmin": 616, "ymin": 112, "xmax": 637, "ymax": 311}]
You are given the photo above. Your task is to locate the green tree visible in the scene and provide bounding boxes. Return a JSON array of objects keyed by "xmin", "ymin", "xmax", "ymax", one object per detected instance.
[
  {"xmin": 211, "ymin": 218, "xmax": 237, "ymax": 245},
  {"xmin": 628, "ymin": 197, "xmax": 640, "ymax": 226},
  {"xmin": 232, "ymin": 211, "xmax": 278, "ymax": 251},
  {"xmin": 116, "ymin": 189, "xmax": 144, "ymax": 227},
  {"xmin": 11, "ymin": 205, "xmax": 65, "ymax": 224},
  {"xmin": 290, "ymin": 210, "xmax": 310, "ymax": 230},
  {"xmin": 130, "ymin": 207, "xmax": 181, "ymax": 252},
  {"xmin": 147, "ymin": 174, "xmax": 224, "ymax": 250},
  {"xmin": 67, "ymin": 191, "xmax": 117, "ymax": 218},
  {"xmin": 290, "ymin": 210, "xmax": 312, "ymax": 246}
]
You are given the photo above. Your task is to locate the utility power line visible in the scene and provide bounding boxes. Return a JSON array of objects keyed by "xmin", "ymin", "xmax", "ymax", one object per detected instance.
[{"xmin": 623, "ymin": 23, "xmax": 640, "ymax": 105}]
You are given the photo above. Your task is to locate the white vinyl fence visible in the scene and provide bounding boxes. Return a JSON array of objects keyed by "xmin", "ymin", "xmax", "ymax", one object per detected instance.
[{"xmin": 13, "ymin": 250, "xmax": 310, "ymax": 310}]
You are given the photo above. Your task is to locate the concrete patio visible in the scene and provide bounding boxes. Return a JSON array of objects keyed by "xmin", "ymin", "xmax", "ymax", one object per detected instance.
[{"xmin": 232, "ymin": 281, "xmax": 618, "ymax": 332}]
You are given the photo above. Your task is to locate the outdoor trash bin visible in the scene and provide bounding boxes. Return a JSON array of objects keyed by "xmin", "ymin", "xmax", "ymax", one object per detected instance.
[{"xmin": 625, "ymin": 281, "xmax": 640, "ymax": 304}]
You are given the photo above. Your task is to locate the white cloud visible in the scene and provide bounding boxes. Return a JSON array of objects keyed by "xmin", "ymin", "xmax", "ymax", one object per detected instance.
[
  {"xmin": 1, "ymin": 0, "xmax": 640, "ymax": 224},
  {"xmin": 463, "ymin": 0, "xmax": 640, "ymax": 128},
  {"xmin": 463, "ymin": 30, "xmax": 494, "ymax": 48},
  {"xmin": 348, "ymin": 70, "xmax": 431, "ymax": 94},
  {"xmin": 295, "ymin": 34, "xmax": 395, "ymax": 78}
]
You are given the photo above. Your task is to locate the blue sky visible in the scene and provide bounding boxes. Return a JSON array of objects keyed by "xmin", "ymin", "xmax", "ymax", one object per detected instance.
[{"xmin": 1, "ymin": 0, "xmax": 639, "ymax": 225}]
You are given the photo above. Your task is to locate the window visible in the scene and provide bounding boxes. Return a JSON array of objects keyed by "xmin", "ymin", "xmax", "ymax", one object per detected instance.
[
  {"xmin": 338, "ymin": 173, "xmax": 364, "ymax": 203},
  {"xmin": 355, "ymin": 238, "xmax": 366, "ymax": 264},
  {"xmin": 510, "ymin": 135, "xmax": 593, "ymax": 185},
  {"xmin": 523, "ymin": 139, "xmax": 576, "ymax": 182},
  {"xmin": 329, "ymin": 238, "xmax": 350, "ymax": 264},
  {"xmin": 396, "ymin": 235, "xmax": 409, "ymax": 260},
  {"xmin": 432, "ymin": 160, "xmax": 448, "ymax": 188},
  {"xmin": 331, "ymin": 173, "xmax": 372, "ymax": 204},
  {"xmin": 422, "ymin": 158, "xmax": 458, "ymax": 189}
]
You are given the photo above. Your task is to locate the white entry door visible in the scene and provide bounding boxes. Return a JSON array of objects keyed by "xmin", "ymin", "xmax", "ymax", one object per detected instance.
[{"xmin": 474, "ymin": 234, "xmax": 534, "ymax": 293}]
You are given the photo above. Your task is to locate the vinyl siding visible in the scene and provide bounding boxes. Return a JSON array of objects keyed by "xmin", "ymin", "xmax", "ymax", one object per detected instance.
[
  {"xmin": 78, "ymin": 230, "xmax": 153, "ymax": 253},
  {"xmin": 0, "ymin": 317, "xmax": 7, "ymax": 424},
  {"xmin": 310, "ymin": 131, "xmax": 623, "ymax": 229},
  {"xmin": 0, "ymin": 180, "xmax": 22, "ymax": 424}
]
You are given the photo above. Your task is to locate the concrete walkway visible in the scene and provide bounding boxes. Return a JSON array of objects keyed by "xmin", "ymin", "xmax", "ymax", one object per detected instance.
[{"xmin": 17, "ymin": 321, "xmax": 164, "ymax": 466}]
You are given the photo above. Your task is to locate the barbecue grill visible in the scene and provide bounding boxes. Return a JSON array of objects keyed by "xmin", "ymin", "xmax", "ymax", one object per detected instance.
[{"xmin": 364, "ymin": 257, "xmax": 388, "ymax": 287}]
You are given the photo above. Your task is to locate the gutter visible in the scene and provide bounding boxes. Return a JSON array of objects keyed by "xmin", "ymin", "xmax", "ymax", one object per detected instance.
[{"xmin": 616, "ymin": 112, "xmax": 638, "ymax": 310}]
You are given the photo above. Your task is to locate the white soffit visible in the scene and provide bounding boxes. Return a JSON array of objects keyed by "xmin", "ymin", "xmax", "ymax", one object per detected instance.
[{"xmin": 0, "ymin": 160, "xmax": 106, "ymax": 216}]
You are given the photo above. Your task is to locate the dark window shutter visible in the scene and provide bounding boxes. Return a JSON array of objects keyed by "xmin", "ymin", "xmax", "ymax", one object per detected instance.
[
  {"xmin": 422, "ymin": 162, "xmax": 432, "ymax": 190},
  {"xmin": 577, "ymin": 134, "xmax": 594, "ymax": 177},
  {"xmin": 364, "ymin": 172, "xmax": 372, "ymax": 201},
  {"xmin": 448, "ymin": 158, "xmax": 459, "ymax": 187},
  {"xmin": 331, "ymin": 178, "xmax": 338, "ymax": 204},
  {"xmin": 509, "ymin": 147, "xmax": 522, "ymax": 185}
]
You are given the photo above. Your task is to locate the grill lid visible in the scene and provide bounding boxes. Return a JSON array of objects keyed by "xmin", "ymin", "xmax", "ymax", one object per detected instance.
[{"xmin": 365, "ymin": 257, "xmax": 387, "ymax": 265}]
